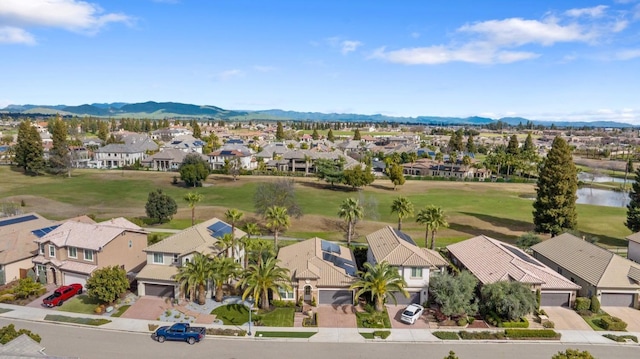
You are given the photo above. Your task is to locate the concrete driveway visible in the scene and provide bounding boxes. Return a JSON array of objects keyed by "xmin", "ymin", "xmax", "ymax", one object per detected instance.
[
  {"xmin": 387, "ymin": 305, "xmax": 429, "ymax": 329},
  {"xmin": 120, "ymin": 296, "xmax": 172, "ymax": 320},
  {"xmin": 602, "ymin": 307, "xmax": 640, "ymax": 332},
  {"xmin": 541, "ymin": 306, "xmax": 592, "ymax": 330},
  {"xmin": 317, "ymin": 305, "xmax": 357, "ymax": 328}
]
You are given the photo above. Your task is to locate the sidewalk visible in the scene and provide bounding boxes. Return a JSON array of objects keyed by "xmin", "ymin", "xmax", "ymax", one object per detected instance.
[{"xmin": 1, "ymin": 303, "xmax": 638, "ymax": 345}]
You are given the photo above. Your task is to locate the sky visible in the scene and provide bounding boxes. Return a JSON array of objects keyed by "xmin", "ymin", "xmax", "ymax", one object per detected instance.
[{"xmin": 1, "ymin": 0, "xmax": 640, "ymax": 124}]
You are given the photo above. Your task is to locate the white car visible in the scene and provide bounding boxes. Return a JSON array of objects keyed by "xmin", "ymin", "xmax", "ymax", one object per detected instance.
[{"xmin": 400, "ymin": 304, "xmax": 424, "ymax": 324}]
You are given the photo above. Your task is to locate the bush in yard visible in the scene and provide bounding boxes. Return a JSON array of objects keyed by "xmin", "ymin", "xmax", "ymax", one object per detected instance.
[
  {"xmin": 589, "ymin": 295, "xmax": 600, "ymax": 313},
  {"xmin": 271, "ymin": 300, "xmax": 296, "ymax": 308},
  {"xmin": 480, "ymin": 281, "xmax": 536, "ymax": 322},
  {"xmin": 429, "ymin": 270, "xmax": 478, "ymax": 319},
  {"xmin": 543, "ymin": 321, "xmax": 555, "ymax": 329},
  {"xmin": 599, "ymin": 316, "xmax": 627, "ymax": 331},
  {"xmin": 456, "ymin": 317, "xmax": 468, "ymax": 326},
  {"xmin": 433, "ymin": 331, "xmax": 460, "ymax": 340},
  {"xmin": 574, "ymin": 297, "xmax": 591, "ymax": 311},
  {"xmin": 373, "ymin": 330, "xmax": 391, "ymax": 339},
  {"xmin": 85, "ymin": 265, "xmax": 129, "ymax": 304},
  {"xmin": 12, "ymin": 278, "xmax": 44, "ymax": 299},
  {"xmin": 500, "ymin": 317, "xmax": 529, "ymax": 328}
]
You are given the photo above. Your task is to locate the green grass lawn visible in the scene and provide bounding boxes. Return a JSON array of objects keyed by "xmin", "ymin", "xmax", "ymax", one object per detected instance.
[
  {"xmin": 355, "ymin": 310, "xmax": 391, "ymax": 329},
  {"xmin": 110, "ymin": 305, "xmax": 130, "ymax": 317},
  {"xmin": 44, "ymin": 314, "xmax": 111, "ymax": 326},
  {"xmin": 258, "ymin": 307, "xmax": 295, "ymax": 327},
  {"xmin": 210, "ymin": 304, "xmax": 250, "ymax": 325},
  {"xmin": 581, "ymin": 313, "xmax": 612, "ymax": 331},
  {"xmin": 58, "ymin": 295, "xmax": 102, "ymax": 314},
  {"xmin": 211, "ymin": 304, "xmax": 294, "ymax": 327},
  {"xmin": 254, "ymin": 331, "xmax": 316, "ymax": 338}
]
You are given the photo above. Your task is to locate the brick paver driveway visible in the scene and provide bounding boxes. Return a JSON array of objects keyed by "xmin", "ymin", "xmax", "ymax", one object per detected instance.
[
  {"xmin": 120, "ymin": 296, "xmax": 172, "ymax": 321},
  {"xmin": 602, "ymin": 307, "xmax": 640, "ymax": 332},
  {"xmin": 388, "ymin": 305, "xmax": 429, "ymax": 329},
  {"xmin": 317, "ymin": 305, "xmax": 357, "ymax": 328},
  {"xmin": 541, "ymin": 306, "xmax": 592, "ymax": 330}
]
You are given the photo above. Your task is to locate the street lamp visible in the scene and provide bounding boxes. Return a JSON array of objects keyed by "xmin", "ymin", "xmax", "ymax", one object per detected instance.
[{"xmin": 248, "ymin": 296, "xmax": 253, "ymax": 336}]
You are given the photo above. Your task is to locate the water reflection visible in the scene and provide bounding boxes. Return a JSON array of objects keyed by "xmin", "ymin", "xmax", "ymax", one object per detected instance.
[{"xmin": 576, "ymin": 188, "xmax": 629, "ymax": 208}]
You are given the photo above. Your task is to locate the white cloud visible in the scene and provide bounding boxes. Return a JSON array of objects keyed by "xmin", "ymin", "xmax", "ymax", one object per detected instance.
[
  {"xmin": 565, "ymin": 5, "xmax": 608, "ymax": 18},
  {"xmin": 410, "ymin": 32, "xmax": 421, "ymax": 39},
  {"xmin": 214, "ymin": 69, "xmax": 244, "ymax": 81},
  {"xmin": 0, "ymin": 0, "xmax": 132, "ymax": 43},
  {"xmin": 340, "ymin": 40, "xmax": 362, "ymax": 54},
  {"xmin": 616, "ymin": 48, "xmax": 640, "ymax": 60},
  {"xmin": 458, "ymin": 18, "xmax": 592, "ymax": 46},
  {"xmin": 253, "ymin": 65, "xmax": 275, "ymax": 72},
  {"xmin": 0, "ymin": 26, "xmax": 35, "ymax": 44}
]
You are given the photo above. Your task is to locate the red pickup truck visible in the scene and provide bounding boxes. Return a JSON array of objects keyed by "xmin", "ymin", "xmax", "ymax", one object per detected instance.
[{"xmin": 42, "ymin": 284, "xmax": 83, "ymax": 307}]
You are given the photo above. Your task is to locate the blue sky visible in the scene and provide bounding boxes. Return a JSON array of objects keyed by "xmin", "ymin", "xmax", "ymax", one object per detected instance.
[{"xmin": 1, "ymin": 0, "xmax": 640, "ymax": 123}]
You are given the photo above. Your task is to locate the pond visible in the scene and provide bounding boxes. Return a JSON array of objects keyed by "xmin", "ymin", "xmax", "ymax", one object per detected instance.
[
  {"xmin": 576, "ymin": 188, "xmax": 630, "ymax": 208},
  {"xmin": 578, "ymin": 172, "xmax": 630, "ymax": 184}
]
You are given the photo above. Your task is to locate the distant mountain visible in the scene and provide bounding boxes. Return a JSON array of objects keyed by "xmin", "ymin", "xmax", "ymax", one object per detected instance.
[{"xmin": 0, "ymin": 101, "xmax": 634, "ymax": 127}]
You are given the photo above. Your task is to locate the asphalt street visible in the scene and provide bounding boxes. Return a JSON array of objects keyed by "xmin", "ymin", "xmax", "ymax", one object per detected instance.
[{"xmin": 1, "ymin": 318, "xmax": 637, "ymax": 359}]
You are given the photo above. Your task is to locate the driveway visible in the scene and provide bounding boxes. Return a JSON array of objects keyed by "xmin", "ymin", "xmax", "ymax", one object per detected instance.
[
  {"xmin": 602, "ymin": 307, "xmax": 640, "ymax": 332},
  {"xmin": 24, "ymin": 284, "xmax": 59, "ymax": 309},
  {"xmin": 317, "ymin": 305, "xmax": 357, "ymax": 328},
  {"xmin": 387, "ymin": 305, "xmax": 429, "ymax": 329},
  {"xmin": 541, "ymin": 306, "xmax": 592, "ymax": 330},
  {"xmin": 120, "ymin": 296, "xmax": 172, "ymax": 321}
]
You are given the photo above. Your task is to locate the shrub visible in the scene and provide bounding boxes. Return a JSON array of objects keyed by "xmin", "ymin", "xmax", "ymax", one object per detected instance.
[
  {"xmin": 589, "ymin": 295, "xmax": 600, "ymax": 313},
  {"xmin": 599, "ymin": 316, "xmax": 627, "ymax": 331},
  {"xmin": 500, "ymin": 317, "xmax": 529, "ymax": 328},
  {"xmin": 574, "ymin": 297, "xmax": 591, "ymax": 311},
  {"xmin": 457, "ymin": 317, "xmax": 468, "ymax": 326},
  {"xmin": 206, "ymin": 328, "xmax": 247, "ymax": 336},
  {"xmin": 603, "ymin": 334, "xmax": 638, "ymax": 343},
  {"xmin": 373, "ymin": 330, "xmax": 391, "ymax": 339},
  {"xmin": 459, "ymin": 331, "xmax": 505, "ymax": 340},
  {"xmin": 505, "ymin": 329, "xmax": 560, "ymax": 339},
  {"xmin": 433, "ymin": 331, "xmax": 460, "ymax": 340},
  {"xmin": 303, "ymin": 313, "xmax": 318, "ymax": 327},
  {"xmin": 576, "ymin": 309, "xmax": 593, "ymax": 317},
  {"xmin": 485, "ymin": 312, "xmax": 502, "ymax": 327},
  {"xmin": 543, "ymin": 321, "xmax": 555, "ymax": 329},
  {"xmin": 467, "ymin": 317, "xmax": 475, "ymax": 324},
  {"xmin": 148, "ymin": 324, "xmax": 159, "ymax": 332},
  {"xmin": 271, "ymin": 300, "xmax": 296, "ymax": 308}
]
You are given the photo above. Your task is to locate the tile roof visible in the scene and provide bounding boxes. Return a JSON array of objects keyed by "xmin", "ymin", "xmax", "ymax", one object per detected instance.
[
  {"xmin": 531, "ymin": 233, "xmax": 640, "ymax": 289},
  {"xmin": 0, "ymin": 213, "xmax": 57, "ymax": 265},
  {"xmin": 136, "ymin": 264, "xmax": 179, "ymax": 281},
  {"xmin": 366, "ymin": 226, "xmax": 448, "ymax": 268},
  {"xmin": 144, "ymin": 217, "xmax": 246, "ymax": 256},
  {"xmin": 447, "ymin": 235, "xmax": 580, "ymax": 290},
  {"xmin": 626, "ymin": 232, "xmax": 640, "ymax": 244},
  {"xmin": 59, "ymin": 260, "xmax": 98, "ymax": 275},
  {"xmin": 35, "ymin": 217, "xmax": 143, "ymax": 251},
  {"xmin": 277, "ymin": 237, "xmax": 357, "ymax": 287}
]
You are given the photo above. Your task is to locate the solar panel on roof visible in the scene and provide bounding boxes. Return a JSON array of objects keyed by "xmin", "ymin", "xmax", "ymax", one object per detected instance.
[
  {"xmin": 207, "ymin": 221, "xmax": 232, "ymax": 239},
  {"xmin": 393, "ymin": 229, "xmax": 416, "ymax": 245},
  {"xmin": 320, "ymin": 240, "xmax": 341, "ymax": 254},
  {"xmin": 31, "ymin": 224, "xmax": 61, "ymax": 238},
  {"xmin": 0, "ymin": 214, "xmax": 38, "ymax": 227}
]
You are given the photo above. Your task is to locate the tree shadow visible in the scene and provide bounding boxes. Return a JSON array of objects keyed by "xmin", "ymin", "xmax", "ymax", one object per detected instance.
[
  {"xmin": 458, "ymin": 212, "xmax": 534, "ymax": 232},
  {"xmin": 297, "ymin": 181, "xmax": 354, "ymax": 192},
  {"xmin": 369, "ymin": 183, "xmax": 394, "ymax": 191}
]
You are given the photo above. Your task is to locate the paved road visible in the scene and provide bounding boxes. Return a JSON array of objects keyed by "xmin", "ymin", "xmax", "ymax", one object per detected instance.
[{"xmin": 2, "ymin": 318, "xmax": 636, "ymax": 359}]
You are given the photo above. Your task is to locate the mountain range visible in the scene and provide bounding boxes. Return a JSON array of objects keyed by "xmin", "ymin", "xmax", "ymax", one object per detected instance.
[{"xmin": 1, "ymin": 101, "xmax": 634, "ymax": 128}]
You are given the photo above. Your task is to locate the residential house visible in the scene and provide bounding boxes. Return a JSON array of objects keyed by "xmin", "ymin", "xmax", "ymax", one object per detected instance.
[
  {"xmin": 163, "ymin": 134, "xmax": 205, "ymax": 154},
  {"xmin": 277, "ymin": 237, "xmax": 357, "ymax": 305},
  {"xmin": 447, "ymin": 235, "xmax": 580, "ymax": 307},
  {"xmin": 136, "ymin": 218, "xmax": 246, "ymax": 298},
  {"xmin": 32, "ymin": 217, "xmax": 148, "ymax": 288},
  {"xmin": 626, "ymin": 232, "xmax": 640, "ymax": 264},
  {"xmin": 531, "ymin": 233, "xmax": 640, "ymax": 308},
  {"xmin": 0, "ymin": 213, "xmax": 57, "ymax": 285},
  {"xmin": 141, "ymin": 148, "xmax": 208, "ymax": 171},
  {"xmin": 366, "ymin": 226, "xmax": 448, "ymax": 305},
  {"xmin": 94, "ymin": 134, "xmax": 158, "ymax": 168},
  {"xmin": 208, "ymin": 145, "xmax": 256, "ymax": 170},
  {"xmin": 402, "ymin": 158, "xmax": 491, "ymax": 180}
]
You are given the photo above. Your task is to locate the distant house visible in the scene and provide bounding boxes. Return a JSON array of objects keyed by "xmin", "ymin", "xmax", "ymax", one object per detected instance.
[
  {"xmin": 136, "ymin": 218, "xmax": 245, "ymax": 298},
  {"xmin": 366, "ymin": 226, "xmax": 448, "ymax": 305},
  {"xmin": 447, "ymin": 235, "xmax": 580, "ymax": 307},
  {"xmin": 94, "ymin": 134, "xmax": 158, "ymax": 168},
  {"xmin": 0, "ymin": 213, "xmax": 57, "ymax": 285},
  {"xmin": 32, "ymin": 217, "xmax": 148, "ymax": 288},
  {"xmin": 208, "ymin": 145, "xmax": 255, "ymax": 170},
  {"xmin": 277, "ymin": 237, "xmax": 357, "ymax": 305},
  {"xmin": 141, "ymin": 148, "xmax": 208, "ymax": 171},
  {"xmin": 163, "ymin": 135, "xmax": 205, "ymax": 154},
  {"xmin": 532, "ymin": 233, "xmax": 640, "ymax": 308}
]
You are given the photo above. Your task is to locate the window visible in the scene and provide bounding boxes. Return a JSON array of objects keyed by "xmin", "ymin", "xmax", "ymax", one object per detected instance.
[
  {"xmin": 411, "ymin": 267, "xmax": 423, "ymax": 278},
  {"xmin": 68, "ymin": 247, "xmax": 77, "ymax": 258},
  {"xmin": 173, "ymin": 254, "xmax": 179, "ymax": 263},
  {"xmin": 128, "ymin": 240, "xmax": 133, "ymax": 248},
  {"xmin": 39, "ymin": 244, "xmax": 45, "ymax": 255},
  {"xmin": 153, "ymin": 253, "xmax": 164, "ymax": 264},
  {"xmin": 278, "ymin": 289, "xmax": 294, "ymax": 299},
  {"xmin": 49, "ymin": 245, "xmax": 56, "ymax": 258},
  {"xmin": 84, "ymin": 250, "xmax": 94, "ymax": 261},
  {"xmin": 557, "ymin": 267, "xmax": 563, "ymax": 275}
]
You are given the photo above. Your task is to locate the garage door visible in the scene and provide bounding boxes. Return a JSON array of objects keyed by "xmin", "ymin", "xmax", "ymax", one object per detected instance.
[
  {"xmin": 393, "ymin": 291, "xmax": 420, "ymax": 305},
  {"xmin": 144, "ymin": 284, "xmax": 175, "ymax": 298},
  {"xmin": 319, "ymin": 290, "xmax": 353, "ymax": 305},
  {"xmin": 601, "ymin": 293, "xmax": 635, "ymax": 307},
  {"xmin": 63, "ymin": 272, "xmax": 87, "ymax": 289},
  {"xmin": 541, "ymin": 292, "xmax": 570, "ymax": 307}
]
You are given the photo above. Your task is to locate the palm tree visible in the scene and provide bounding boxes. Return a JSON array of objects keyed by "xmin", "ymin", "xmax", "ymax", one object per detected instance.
[
  {"xmin": 210, "ymin": 257, "xmax": 241, "ymax": 302},
  {"xmin": 264, "ymin": 206, "xmax": 290, "ymax": 249},
  {"xmin": 174, "ymin": 253, "xmax": 214, "ymax": 305},
  {"xmin": 435, "ymin": 152, "xmax": 444, "ymax": 175},
  {"xmin": 240, "ymin": 222, "xmax": 262, "ymax": 268},
  {"xmin": 183, "ymin": 192, "xmax": 203, "ymax": 226},
  {"xmin": 236, "ymin": 256, "xmax": 291, "ymax": 310},
  {"xmin": 390, "ymin": 197, "xmax": 414, "ymax": 231},
  {"xmin": 217, "ymin": 233, "xmax": 235, "ymax": 258},
  {"xmin": 224, "ymin": 209, "xmax": 244, "ymax": 258},
  {"xmin": 338, "ymin": 197, "xmax": 364, "ymax": 246},
  {"xmin": 416, "ymin": 205, "xmax": 449, "ymax": 250},
  {"xmin": 350, "ymin": 261, "xmax": 408, "ymax": 312}
]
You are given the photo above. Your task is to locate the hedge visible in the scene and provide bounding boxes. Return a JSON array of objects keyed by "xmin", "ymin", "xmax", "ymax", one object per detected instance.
[
  {"xmin": 206, "ymin": 328, "xmax": 247, "ymax": 336},
  {"xmin": 433, "ymin": 331, "xmax": 460, "ymax": 340},
  {"xmin": 500, "ymin": 317, "xmax": 529, "ymax": 328},
  {"xmin": 373, "ymin": 330, "xmax": 391, "ymax": 339},
  {"xmin": 505, "ymin": 329, "xmax": 560, "ymax": 339},
  {"xmin": 574, "ymin": 297, "xmax": 591, "ymax": 311},
  {"xmin": 459, "ymin": 331, "xmax": 505, "ymax": 340},
  {"xmin": 271, "ymin": 300, "xmax": 297, "ymax": 308},
  {"xmin": 600, "ymin": 316, "xmax": 627, "ymax": 331},
  {"xmin": 603, "ymin": 334, "xmax": 638, "ymax": 343}
]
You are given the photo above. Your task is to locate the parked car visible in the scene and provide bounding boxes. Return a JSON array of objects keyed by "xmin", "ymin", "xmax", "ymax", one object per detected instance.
[
  {"xmin": 152, "ymin": 323, "xmax": 206, "ymax": 345},
  {"xmin": 42, "ymin": 284, "xmax": 83, "ymax": 307},
  {"xmin": 400, "ymin": 304, "xmax": 424, "ymax": 324}
]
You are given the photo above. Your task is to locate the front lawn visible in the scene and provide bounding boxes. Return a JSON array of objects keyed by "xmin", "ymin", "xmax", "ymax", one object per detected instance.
[
  {"xmin": 211, "ymin": 304, "xmax": 295, "ymax": 327},
  {"xmin": 355, "ymin": 309, "xmax": 391, "ymax": 328},
  {"xmin": 580, "ymin": 312, "xmax": 613, "ymax": 331},
  {"xmin": 211, "ymin": 304, "xmax": 249, "ymax": 325},
  {"xmin": 58, "ymin": 295, "xmax": 102, "ymax": 314},
  {"xmin": 110, "ymin": 305, "xmax": 130, "ymax": 317},
  {"xmin": 44, "ymin": 314, "xmax": 111, "ymax": 326},
  {"xmin": 258, "ymin": 308, "xmax": 295, "ymax": 327}
]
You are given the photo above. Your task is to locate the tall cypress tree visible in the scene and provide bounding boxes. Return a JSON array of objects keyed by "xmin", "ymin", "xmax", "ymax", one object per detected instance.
[
  {"xmin": 14, "ymin": 121, "xmax": 44, "ymax": 175},
  {"xmin": 275, "ymin": 121, "xmax": 285, "ymax": 141},
  {"xmin": 533, "ymin": 136, "xmax": 577, "ymax": 235},
  {"xmin": 626, "ymin": 166, "xmax": 640, "ymax": 232},
  {"xmin": 49, "ymin": 116, "xmax": 70, "ymax": 175}
]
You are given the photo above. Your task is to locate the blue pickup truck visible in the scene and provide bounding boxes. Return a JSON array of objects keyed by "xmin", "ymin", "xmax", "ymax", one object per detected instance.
[{"xmin": 152, "ymin": 323, "xmax": 206, "ymax": 345}]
